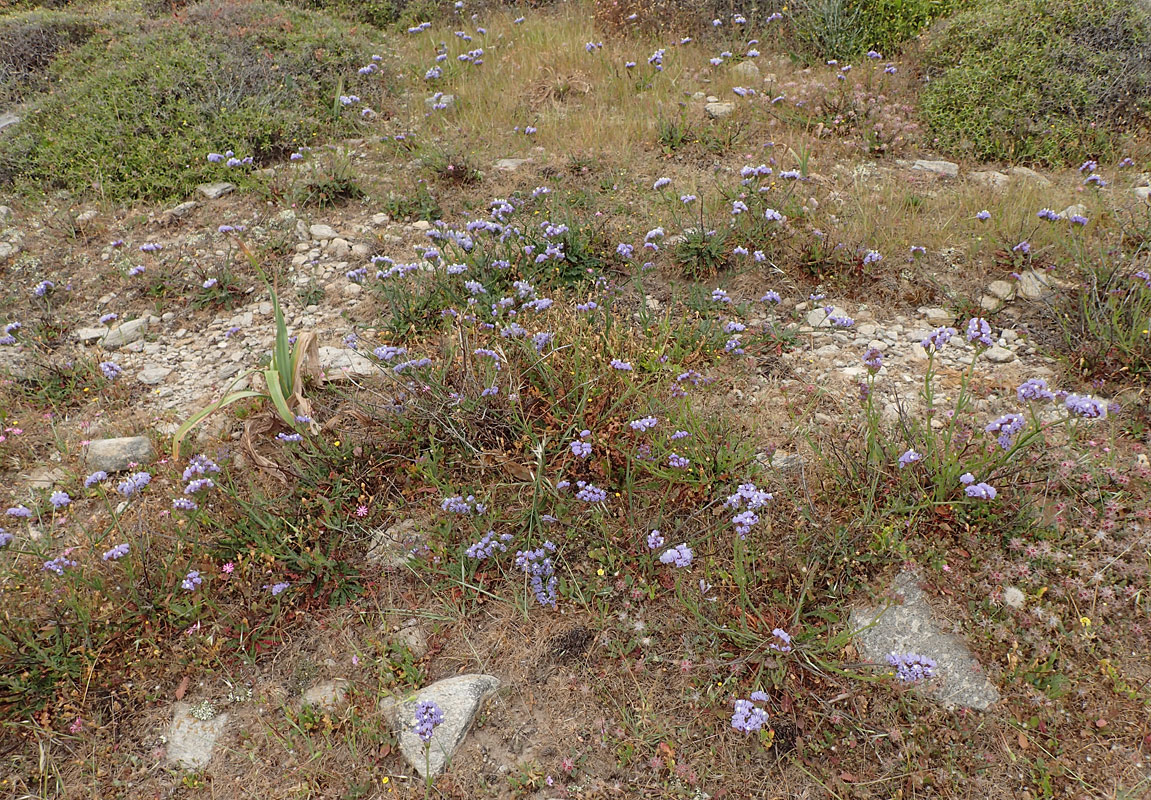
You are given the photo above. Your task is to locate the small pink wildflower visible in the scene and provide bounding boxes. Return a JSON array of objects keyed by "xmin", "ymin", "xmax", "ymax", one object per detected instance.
[
  {"xmin": 69, "ymin": 717, "xmax": 83, "ymax": 734},
  {"xmin": 355, "ymin": 504, "xmax": 369, "ymax": 517},
  {"xmin": 222, "ymin": 562, "xmax": 235, "ymax": 574}
]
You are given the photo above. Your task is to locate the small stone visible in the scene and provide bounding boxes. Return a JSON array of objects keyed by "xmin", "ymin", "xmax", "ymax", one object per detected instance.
[
  {"xmin": 969, "ymin": 171, "xmax": 1009, "ymax": 191},
  {"xmin": 0, "ymin": 241, "xmax": 20, "ymax": 260},
  {"xmin": 326, "ymin": 237, "xmax": 351, "ymax": 257},
  {"xmin": 0, "ymin": 111, "xmax": 19, "ymax": 131},
  {"xmin": 1134, "ymin": 186, "xmax": 1151, "ymax": 203},
  {"xmin": 909, "ymin": 159, "xmax": 959, "ymax": 178},
  {"xmin": 769, "ymin": 451, "xmax": 804, "ymax": 471},
  {"xmin": 393, "ymin": 624, "xmax": 429, "ymax": 659},
  {"xmin": 382, "ymin": 674, "xmax": 500, "ymax": 779},
  {"xmin": 102, "ymin": 317, "xmax": 149, "ymax": 348},
  {"xmin": 167, "ymin": 702, "xmax": 229, "ymax": 769},
  {"xmin": 76, "ymin": 209, "xmax": 98, "ymax": 226},
  {"xmin": 492, "ymin": 157, "xmax": 531, "ymax": 173},
  {"xmin": 1008, "ymin": 166, "xmax": 1051, "ymax": 187},
  {"xmin": 21, "ymin": 466, "xmax": 67, "ymax": 490},
  {"xmin": 704, "ymin": 102, "xmax": 735, "ymax": 119},
  {"xmin": 919, "ymin": 307, "xmax": 954, "ymax": 325},
  {"xmin": 0, "ymin": 205, "xmax": 11, "ymax": 223},
  {"xmin": 1059, "ymin": 203, "xmax": 1087, "ymax": 220},
  {"xmin": 137, "ymin": 367, "xmax": 172, "ymax": 385},
  {"xmin": 1017, "ymin": 269, "xmax": 1058, "ymax": 300},
  {"xmin": 410, "ymin": 220, "xmax": 432, "ymax": 232},
  {"xmin": 370, "ymin": 212, "xmax": 392, "ymax": 226},
  {"xmin": 806, "ymin": 306, "xmax": 846, "ymax": 327},
  {"xmin": 984, "ymin": 346, "xmax": 1016, "ymax": 364},
  {"xmin": 162, "ymin": 201, "xmax": 198, "ymax": 220},
  {"xmin": 343, "ymin": 283, "xmax": 363, "ymax": 298},
  {"xmin": 1002, "ymin": 586, "xmax": 1025, "ymax": 610},
  {"xmin": 987, "ymin": 280, "xmax": 1015, "ymax": 301},
  {"xmin": 690, "ymin": 91, "xmax": 706, "ymax": 101},
  {"xmin": 318, "ymin": 346, "xmax": 375, "ymax": 379},
  {"xmin": 85, "ymin": 437, "xmax": 155, "ymax": 472},
  {"xmin": 979, "ymin": 295, "xmax": 1003, "ymax": 312},
  {"xmin": 76, "ymin": 326, "xmax": 108, "ymax": 343},
  {"xmin": 368, "ymin": 519, "xmax": 423, "ymax": 566},
  {"xmin": 425, "ymin": 93, "xmax": 455, "ymax": 109},
  {"xmin": 197, "ymin": 182, "xmax": 235, "ymax": 200},
  {"xmin": 309, "ymin": 223, "xmax": 339, "ymax": 240},
  {"xmin": 302, "ymin": 680, "xmax": 348, "ymax": 710},
  {"xmin": 730, "ymin": 60, "xmax": 760, "ymax": 82}
]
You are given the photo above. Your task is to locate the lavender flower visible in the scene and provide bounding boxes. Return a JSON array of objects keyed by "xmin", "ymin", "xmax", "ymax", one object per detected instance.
[
  {"xmin": 102, "ymin": 543, "xmax": 130, "ymax": 561},
  {"xmin": 761, "ymin": 290, "xmax": 781, "ymax": 304},
  {"xmin": 975, "ymin": 210, "xmax": 990, "ymax": 221},
  {"xmin": 886, "ymin": 652, "xmax": 937, "ymax": 682},
  {"xmin": 730, "ymin": 697, "xmax": 768, "ymax": 733},
  {"xmin": 116, "ymin": 472, "xmax": 151, "ymax": 497},
  {"xmin": 1037, "ymin": 208, "xmax": 1061, "ymax": 221},
  {"xmin": 646, "ymin": 530, "xmax": 665, "ymax": 550},
  {"xmin": 266, "ymin": 582, "xmax": 290, "ymax": 596},
  {"xmin": 84, "ymin": 471, "xmax": 108, "ymax": 488},
  {"xmin": 172, "ymin": 498, "xmax": 198, "ymax": 511},
  {"xmin": 920, "ymin": 326, "xmax": 957, "ymax": 353},
  {"xmin": 43, "ymin": 556, "xmax": 78, "ymax": 575},
  {"xmin": 610, "ymin": 359, "xmax": 632, "ymax": 371},
  {"xmin": 659, "ymin": 543, "xmax": 693, "ymax": 567},
  {"xmin": 0, "ymin": 529, "xmax": 11, "ymax": 547},
  {"xmin": 571, "ymin": 439, "xmax": 592, "ymax": 458},
  {"xmin": 898, "ymin": 449, "xmax": 921, "ymax": 469},
  {"xmin": 185, "ymin": 478, "xmax": 215, "ymax": 494},
  {"xmin": 49, "ymin": 491, "xmax": 71, "ymax": 509},
  {"xmin": 1065, "ymin": 394, "xmax": 1106, "ymax": 419},
  {"xmin": 711, "ymin": 288, "xmax": 731, "ymax": 303},
  {"xmin": 516, "ymin": 541, "xmax": 558, "ymax": 607},
  {"xmin": 985, "ymin": 413, "xmax": 1025, "ymax": 449},
  {"xmin": 862, "ymin": 250, "xmax": 882, "ymax": 265},
  {"xmin": 862, "ymin": 346, "xmax": 883, "ymax": 373},
  {"xmin": 1012, "ymin": 241, "xmax": 1031, "ymax": 255},
  {"xmin": 466, "ymin": 530, "xmax": 513, "ymax": 559},
  {"xmin": 965, "ymin": 317, "xmax": 993, "ymax": 347},
  {"xmin": 1017, "ymin": 378, "xmax": 1055, "ymax": 403},
  {"xmin": 668, "ymin": 452, "xmax": 690, "ymax": 468},
  {"xmin": 181, "ymin": 570, "xmax": 203, "ymax": 592},
  {"xmin": 100, "ymin": 361, "xmax": 122, "ymax": 380},
  {"xmin": 964, "ymin": 481, "xmax": 997, "ymax": 500},
  {"xmin": 724, "ymin": 483, "xmax": 773, "ymax": 538},
  {"xmin": 442, "ymin": 494, "xmax": 486, "ymax": 515},
  {"xmin": 764, "ymin": 208, "xmax": 783, "ymax": 222},
  {"xmin": 276, "ymin": 432, "xmax": 303, "ymax": 443},
  {"xmin": 6, "ymin": 505, "xmax": 33, "ymax": 518},
  {"xmin": 414, "ymin": 700, "xmax": 446, "ymax": 742},
  {"xmin": 183, "ymin": 454, "xmax": 220, "ymax": 480},
  {"xmin": 33, "ymin": 280, "xmax": 54, "ymax": 297},
  {"xmin": 769, "ymin": 628, "xmax": 792, "ymax": 653},
  {"xmin": 575, "ymin": 481, "xmax": 607, "ymax": 503},
  {"xmin": 630, "ymin": 416, "xmax": 658, "ymax": 432}
]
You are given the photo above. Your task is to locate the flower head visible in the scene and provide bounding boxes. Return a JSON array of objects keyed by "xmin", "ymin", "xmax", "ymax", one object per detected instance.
[{"xmin": 414, "ymin": 700, "xmax": 445, "ymax": 743}]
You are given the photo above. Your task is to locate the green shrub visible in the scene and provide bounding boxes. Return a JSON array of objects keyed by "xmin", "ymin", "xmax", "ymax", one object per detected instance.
[
  {"xmin": 790, "ymin": 0, "xmax": 968, "ymax": 60},
  {"xmin": 920, "ymin": 0, "xmax": 1151, "ymax": 165},
  {"xmin": 0, "ymin": 0, "xmax": 386, "ymax": 202},
  {"xmin": 0, "ymin": 9, "xmax": 93, "ymax": 105}
]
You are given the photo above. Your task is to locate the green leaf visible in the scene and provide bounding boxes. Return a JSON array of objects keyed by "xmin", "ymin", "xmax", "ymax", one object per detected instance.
[
  {"xmin": 172, "ymin": 388, "xmax": 264, "ymax": 459},
  {"xmin": 263, "ymin": 368, "xmax": 295, "ymax": 426}
]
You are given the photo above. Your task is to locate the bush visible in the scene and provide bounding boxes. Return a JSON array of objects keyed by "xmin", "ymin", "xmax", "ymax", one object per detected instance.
[
  {"xmin": 920, "ymin": 0, "xmax": 1151, "ymax": 165},
  {"xmin": 0, "ymin": 10, "xmax": 93, "ymax": 105},
  {"xmin": 790, "ymin": 0, "xmax": 968, "ymax": 60},
  {"xmin": 0, "ymin": 0, "xmax": 387, "ymax": 202}
]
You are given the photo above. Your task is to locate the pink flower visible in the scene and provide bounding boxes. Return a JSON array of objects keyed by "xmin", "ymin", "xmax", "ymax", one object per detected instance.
[
  {"xmin": 69, "ymin": 717, "xmax": 83, "ymax": 734},
  {"xmin": 355, "ymin": 504, "xmax": 369, "ymax": 517},
  {"xmin": 222, "ymin": 562, "xmax": 235, "ymax": 574}
]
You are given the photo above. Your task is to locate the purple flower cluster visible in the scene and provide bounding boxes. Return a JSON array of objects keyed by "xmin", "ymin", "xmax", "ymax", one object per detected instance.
[
  {"xmin": 920, "ymin": 326, "xmax": 957, "ymax": 353},
  {"xmin": 1017, "ymin": 378, "xmax": 1055, "ymax": 403},
  {"xmin": 886, "ymin": 652, "xmax": 937, "ymax": 682},
  {"xmin": 6, "ymin": 505, "xmax": 32, "ymax": 518},
  {"xmin": 646, "ymin": 529, "xmax": 665, "ymax": 550},
  {"xmin": 84, "ymin": 471, "xmax": 108, "ymax": 488},
  {"xmin": 100, "ymin": 361, "xmax": 122, "ymax": 380},
  {"xmin": 49, "ymin": 491, "xmax": 71, "ymax": 509},
  {"xmin": 668, "ymin": 452, "xmax": 690, "ymax": 469},
  {"xmin": 898, "ymin": 449, "xmax": 921, "ymax": 469},
  {"xmin": 43, "ymin": 555, "xmax": 78, "ymax": 575},
  {"xmin": 724, "ymin": 482, "xmax": 773, "ymax": 539},
  {"xmin": 769, "ymin": 628, "xmax": 792, "ymax": 653},
  {"xmin": 630, "ymin": 416, "xmax": 658, "ymax": 432},
  {"xmin": 442, "ymin": 494, "xmax": 487, "ymax": 515},
  {"xmin": 116, "ymin": 472, "xmax": 151, "ymax": 497},
  {"xmin": 102, "ymin": 543, "xmax": 130, "ymax": 561},
  {"xmin": 658, "ymin": 542, "xmax": 693, "ymax": 567},
  {"xmin": 466, "ymin": 530, "xmax": 513, "ymax": 559},
  {"xmin": 960, "ymin": 472, "xmax": 997, "ymax": 500},
  {"xmin": 516, "ymin": 541, "xmax": 558, "ymax": 607},
  {"xmin": 985, "ymin": 413, "xmax": 1025, "ymax": 449},
  {"xmin": 181, "ymin": 570, "xmax": 203, "ymax": 591},
  {"xmin": 1065, "ymin": 394, "xmax": 1105, "ymax": 419},
  {"xmin": 414, "ymin": 700, "xmax": 445, "ymax": 743},
  {"xmin": 862, "ymin": 346, "xmax": 883, "ymax": 373},
  {"xmin": 575, "ymin": 481, "xmax": 607, "ymax": 503},
  {"xmin": 731, "ymin": 691, "xmax": 769, "ymax": 733},
  {"xmin": 965, "ymin": 317, "xmax": 993, "ymax": 347}
]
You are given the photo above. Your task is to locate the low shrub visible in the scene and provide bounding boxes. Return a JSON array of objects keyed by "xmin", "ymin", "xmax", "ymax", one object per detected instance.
[
  {"xmin": 0, "ymin": 9, "xmax": 93, "ymax": 105},
  {"xmin": 919, "ymin": 0, "xmax": 1151, "ymax": 165},
  {"xmin": 0, "ymin": 0, "xmax": 387, "ymax": 202}
]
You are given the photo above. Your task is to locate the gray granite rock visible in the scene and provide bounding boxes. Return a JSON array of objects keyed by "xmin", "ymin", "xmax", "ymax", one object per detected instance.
[
  {"xmin": 167, "ymin": 702, "xmax": 228, "ymax": 769},
  {"xmin": 197, "ymin": 182, "xmax": 235, "ymax": 199},
  {"xmin": 851, "ymin": 572, "xmax": 1000, "ymax": 711},
  {"xmin": 102, "ymin": 317, "xmax": 149, "ymax": 348},
  {"xmin": 302, "ymin": 679, "xmax": 348, "ymax": 710},
  {"xmin": 382, "ymin": 674, "xmax": 500, "ymax": 779},
  {"xmin": 85, "ymin": 437, "xmax": 155, "ymax": 472},
  {"xmin": 704, "ymin": 102, "xmax": 735, "ymax": 119}
]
